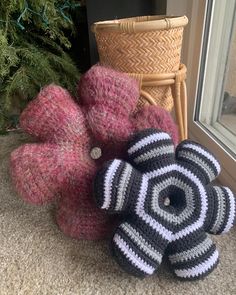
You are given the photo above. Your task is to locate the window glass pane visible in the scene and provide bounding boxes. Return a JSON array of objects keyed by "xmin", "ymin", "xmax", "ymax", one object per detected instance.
[
  {"xmin": 196, "ymin": 0, "xmax": 236, "ymax": 156},
  {"xmin": 219, "ymin": 17, "xmax": 236, "ymax": 136}
]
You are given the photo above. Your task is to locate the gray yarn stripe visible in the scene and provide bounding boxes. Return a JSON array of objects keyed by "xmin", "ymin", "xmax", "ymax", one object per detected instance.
[
  {"xmin": 113, "ymin": 233, "xmax": 155, "ymax": 274},
  {"xmin": 182, "ymin": 143, "xmax": 221, "ymax": 173},
  {"xmin": 169, "ymin": 236, "xmax": 213, "ymax": 264},
  {"xmin": 151, "ymin": 177, "xmax": 195, "ymax": 225},
  {"xmin": 128, "ymin": 132, "xmax": 170, "ymax": 155},
  {"xmin": 115, "ymin": 164, "xmax": 133, "ymax": 211},
  {"xmin": 210, "ymin": 187, "xmax": 226, "ymax": 233},
  {"xmin": 178, "ymin": 150, "xmax": 215, "ymax": 180},
  {"xmin": 120, "ymin": 223, "xmax": 162, "ymax": 264},
  {"xmin": 134, "ymin": 145, "xmax": 174, "ymax": 164}
]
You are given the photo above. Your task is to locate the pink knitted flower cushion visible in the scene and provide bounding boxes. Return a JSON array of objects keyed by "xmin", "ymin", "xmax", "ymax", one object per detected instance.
[{"xmin": 10, "ymin": 65, "xmax": 179, "ymax": 240}]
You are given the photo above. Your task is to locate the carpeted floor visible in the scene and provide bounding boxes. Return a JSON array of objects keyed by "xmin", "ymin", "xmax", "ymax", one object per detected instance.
[{"xmin": 1, "ymin": 132, "xmax": 236, "ymax": 295}]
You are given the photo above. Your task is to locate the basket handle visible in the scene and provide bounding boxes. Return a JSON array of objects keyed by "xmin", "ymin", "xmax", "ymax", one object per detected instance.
[
  {"xmin": 119, "ymin": 17, "xmax": 177, "ymax": 33},
  {"xmin": 92, "ymin": 15, "xmax": 188, "ymax": 34}
]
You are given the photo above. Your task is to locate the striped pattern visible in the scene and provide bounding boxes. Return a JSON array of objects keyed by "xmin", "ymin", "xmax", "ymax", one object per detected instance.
[
  {"xmin": 128, "ymin": 131, "xmax": 171, "ymax": 154},
  {"xmin": 134, "ymin": 145, "xmax": 174, "ymax": 164},
  {"xmin": 103, "ymin": 160, "xmax": 121, "ymax": 209},
  {"xmin": 115, "ymin": 164, "xmax": 133, "ymax": 211},
  {"xmin": 176, "ymin": 141, "xmax": 221, "ymax": 183},
  {"xmin": 119, "ymin": 223, "xmax": 163, "ymax": 264},
  {"xmin": 169, "ymin": 236, "xmax": 213, "ymax": 264},
  {"xmin": 95, "ymin": 160, "xmax": 142, "ymax": 212},
  {"xmin": 168, "ymin": 231, "xmax": 219, "ymax": 280},
  {"xmin": 94, "ymin": 129, "xmax": 236, "ymax": 280},
  {"xmin": 174, "ymin": 250, "xmax": 219, "ymax": 279},
  {"xmin": 128, "ymin": 129, "xmax": 174, "ymax": 171},
  {"xmin": 113, "ymin": 234, "xmax": 155, "ymax": 275},
  {"xmin": 112, "ymin": 221, "xmax": 166, "ymax": 276},
  {"xmin": 151, "ymin": 177, "xmax": 195, "ymax": 225},
  {"xmin": 205, "ymin": 186, "xmax": 236, "ymax": 234}
]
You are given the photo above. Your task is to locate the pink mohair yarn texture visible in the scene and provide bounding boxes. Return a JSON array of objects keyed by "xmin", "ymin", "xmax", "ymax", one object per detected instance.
[{"xmin": 10, "ymin": 65, "xmax": 179, "ymax": 240}]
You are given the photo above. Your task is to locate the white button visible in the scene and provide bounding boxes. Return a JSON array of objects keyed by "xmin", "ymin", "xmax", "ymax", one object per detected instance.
[
  {"xmin": 164, "ymin": 197, "xmax": 170, "ymax": 207},
  {"xmin": 90, "ymin": 147, "xmax": 102, "ymax": 160}
]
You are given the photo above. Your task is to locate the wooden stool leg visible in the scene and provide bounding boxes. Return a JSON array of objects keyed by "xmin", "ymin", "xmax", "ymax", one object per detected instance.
[
  {"xmin": 172, "ymin": 83, "xmax": 185, "ymax": 141},
  {"xmin": 181, "ymin": 81, "xmax": 188, "ymax": 139}
]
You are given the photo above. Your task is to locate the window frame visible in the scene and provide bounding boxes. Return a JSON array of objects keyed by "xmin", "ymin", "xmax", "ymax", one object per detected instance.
[{"xmin": 167, "ymin": 0, "xmax": 236, "ymax": 190}]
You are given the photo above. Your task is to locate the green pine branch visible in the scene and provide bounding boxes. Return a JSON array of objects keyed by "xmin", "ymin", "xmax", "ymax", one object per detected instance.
[{"xmin": 0, "ymin": 0, "xmax": 81, "ymax": 131}]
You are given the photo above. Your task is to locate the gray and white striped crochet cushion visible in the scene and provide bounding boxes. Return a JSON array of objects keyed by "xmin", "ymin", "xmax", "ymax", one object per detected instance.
[{"xmin": 94, "ymin": 129, "xmax": 236, "ymax": 280}]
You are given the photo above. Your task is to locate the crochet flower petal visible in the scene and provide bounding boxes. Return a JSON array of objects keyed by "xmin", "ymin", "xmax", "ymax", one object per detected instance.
[
  {"xmin": 127, "ymin": 128, "xmax": 175, "ymax": 172},
  {"xmin": 132, "ymin": 105, "xmax": 179, "ymax": 146},
  {"xmin": 11, "ymin": 143, "xmax": 68, "ymax": 204},
  {"xmin": 168, "ymin": 231, "xmax": 219, "ymax": 280},
  {"xmin": 78, "ymin": 65, "xmax": 139, "ymax": 112},
  {"xmin": 94, "ymin": 128, "xmax": 235, "ymax": 278},
  {"xmin": 175, "ymin": 140, "xmax": 221, "ymax": 184},
  {"xmin": 94, "ymin": 159, "xmax": 142, "ymax": 213},
  {"xmin": 111, "ymin": 220, "xmax": 167, "ymax": 277},
  {"xmin": 204, "ymin": 186, "xmax": 236, "ymax": 234},
  {"xmin": 20, "ymin": 84, "xmax": 89, "ymax": 144}
]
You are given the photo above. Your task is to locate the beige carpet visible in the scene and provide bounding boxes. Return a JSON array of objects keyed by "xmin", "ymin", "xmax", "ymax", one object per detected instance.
[{"xmin": 1, "ymin": 132, "xmax": 236, "ymax": 295}]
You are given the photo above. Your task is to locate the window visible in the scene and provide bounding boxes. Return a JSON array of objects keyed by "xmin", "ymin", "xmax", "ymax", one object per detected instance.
[
  {"xmin": 167, "ymin": 0, "xmax": 236, "ymax": 190},
  {"xmin": 197, "ymin": 0, "xmax": 236, "ymax": 156}
]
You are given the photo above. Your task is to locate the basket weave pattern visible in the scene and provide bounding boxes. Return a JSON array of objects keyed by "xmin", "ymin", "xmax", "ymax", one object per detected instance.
[
  {"xmin": 92, "ymin": 15, "xmax": 188, "ymax": 140},
  {"xmin": 95, "ymin": 25, "xmax": 184, "ymax": 111},
  {"xmin": 96, "ymin": 28, "xmax": 183, "ymax": 73}
]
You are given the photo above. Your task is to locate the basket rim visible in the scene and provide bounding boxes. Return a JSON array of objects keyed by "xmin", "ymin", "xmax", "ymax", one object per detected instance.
[{"xmin": 92, "ymin": 15, "xmax": 188, "ymax": 33}]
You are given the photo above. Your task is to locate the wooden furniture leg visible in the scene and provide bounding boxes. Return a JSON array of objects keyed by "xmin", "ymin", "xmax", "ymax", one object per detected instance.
[
  {"xmin": 181, "ymin": 80, "xmax": 188, "ymax": 139},
  {"xmin": 173, "ymin": 82, "xmax": 185, "ymax": 141}
]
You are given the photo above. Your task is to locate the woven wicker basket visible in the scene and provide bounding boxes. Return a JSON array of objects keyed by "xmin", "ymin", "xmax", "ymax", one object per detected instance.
[{"xmin": 92, "ymin": 15, "xmax": 188, "ymax": 140}]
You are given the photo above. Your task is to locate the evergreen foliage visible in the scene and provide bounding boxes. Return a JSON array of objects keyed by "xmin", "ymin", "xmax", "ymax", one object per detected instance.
[{"xmin": 0, "ymin": 0, "xmax": 81, "ymax": 130}]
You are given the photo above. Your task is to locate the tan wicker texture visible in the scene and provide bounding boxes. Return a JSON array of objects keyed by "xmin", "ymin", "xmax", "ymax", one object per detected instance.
[{"xmin": 92, "ymin": 15, "xmax": 188, "ymax": 140}]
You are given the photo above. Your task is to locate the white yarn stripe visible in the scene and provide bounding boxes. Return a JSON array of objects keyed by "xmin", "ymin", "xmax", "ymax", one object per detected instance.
[
  {"xmin": 113, "ymin": 234, "xmax": 155, "ymax": 275},
  {"xmin": 135, "ymin": 176, "xmax": 173, "ymax": 241},
  {"xmin": 172, "ymin": 165, "xmax": 207, "ymax": 241},
  {"xmin": 169, "ymin": 236, "xmax": 213, "ymax": 264},
  {"xmin": 178, "ymin": 150, "xmax": 215, "ymax": 181},
  {"xmin": 210, "ymin": 187, "xmax": 226, "ymax": 233},
  {"xmin": 175, "ymin": 249, "xmax": 219, "ymax": 278},
  {"xmin": 145, "ymin": 164, "xmax": 208, "ymax": 241},
  {"xmin": 115, "ymin": 163, "xmax": 133, "ymax": 211},
  {"xmin": 120, "ymin": 223, "xmax": 162, "ymax": 263},
  {"xmin": 222, "ymin": 187, "xmax": 236, "ymax": 233},
  {"xmin": 128, "ymin": 132, "xmax": 170, "ymax": 155},
  {"xmin": 102, "ymin": 160, "xmax": 121, "ymax": 209},
  {"xmin": 182, "ymin": 143, "xmax": 221, "ymax": 174},
  {"xmin": 145, "ymin": 164, "xmax": 177, "ymax": 179}
]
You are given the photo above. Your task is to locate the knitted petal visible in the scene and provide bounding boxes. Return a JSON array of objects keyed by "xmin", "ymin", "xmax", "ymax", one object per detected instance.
[
  {"xmin": 86, "ymin": 102, "xmax": 135, "ymax": 144},
  {"xmin": 175, "ymin": 140, "xmax": 221, "ymax": 184},
  {"xmin": 168, "ymin": 230, "xmax": 219, "ymax": 280},
  {"xmin": 127, "ymin": 128, "xmax": 175, "ymax": 172},
  {"xmin": 94, "ymin": 159, "xmax": 142, "ymax": 213},
  {"xmin": 79, "ymin": 65, "xmax": 139, "ymax": 144},
  {"xmin": 204, "ymin": 186, "xmax": 236, "ymax": 234},
  {"xmin": 56, "ymin": 179, "xmax": 117, "ymax": 240},
  {"xmin": 20, "ymin": 84, "xmax": 89, "ymax": 144},
  {"xmin": 10, "ymin": 143, "xmax": 67, "ymax": 204},
  {"xmin": 132, "ymin": 105, "xmax": 179, "ymax": 146},
  {"xmin": 56, "ymin": 188, "xmax": 116, "ymax": 240},
  {"xmin": 111, "ymin": 220, "xmax": 167, "ymax": 277},
  {"xmin": 78, "ymin": 65, "xmax": 139, "ymax": 113}
]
